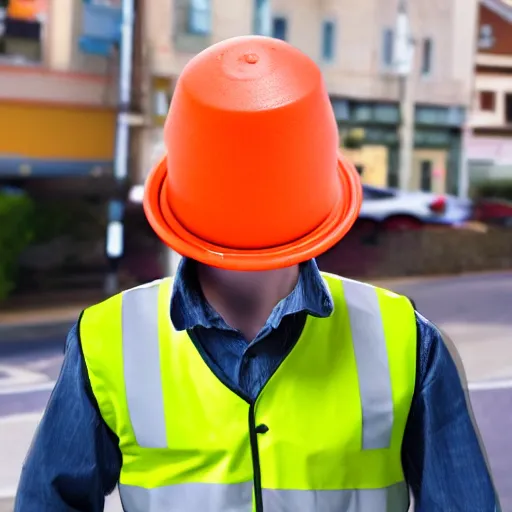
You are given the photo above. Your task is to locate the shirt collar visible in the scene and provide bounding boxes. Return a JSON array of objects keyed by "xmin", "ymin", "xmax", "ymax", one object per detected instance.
[{"xmin": 170, "ymin": 258, "xmax": 333, "ymax": 332}]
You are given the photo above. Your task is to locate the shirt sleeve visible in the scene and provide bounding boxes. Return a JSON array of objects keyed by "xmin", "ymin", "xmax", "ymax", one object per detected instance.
[
  {"xmin": 402, "ymin": 311, "xmax": 502, "ymax": 511},
  {"xmin": 14, "ymin": 323, "xmax": 122, "ymax": 512}
]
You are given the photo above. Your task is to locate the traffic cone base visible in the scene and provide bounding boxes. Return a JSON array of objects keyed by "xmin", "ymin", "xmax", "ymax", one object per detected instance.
[{"xmin": 144, "ymin": 151, "xmax": 362, "ymax": 271}]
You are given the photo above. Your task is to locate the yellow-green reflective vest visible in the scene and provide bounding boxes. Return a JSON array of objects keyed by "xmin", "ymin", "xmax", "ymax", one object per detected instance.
[{"xmin": 79, "ymin": 272, "xmax": 416, "ymax": 512}]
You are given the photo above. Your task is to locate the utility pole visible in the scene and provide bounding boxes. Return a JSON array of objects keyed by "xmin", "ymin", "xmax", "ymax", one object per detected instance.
[
  {"xmin": 104, "ymin": 0, "xmax": 136, "ymax": 296},
  {"xmin": 458, "ymin": 125, "xmax": 470, "ymax": 199},
  {"xmin": 394, "ymin": 0, "xmax": 415, "ymax": 191}
]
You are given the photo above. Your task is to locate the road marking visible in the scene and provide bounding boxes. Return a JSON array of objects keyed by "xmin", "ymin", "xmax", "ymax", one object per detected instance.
[
  {"xmin": 0, "ymin": 364, "xmax": 48, "ymax": 385},
  {"xmin": 0, "ymin": 487, "xmax": 16, "ymax": 499},
  {"xmin": 469, "ymin": 378, "xmax": 512, "ymax": 391},
  {"xmin": 0, "ymin": 364, "xmax": 54, "ymax": 395},
  {"xmin": 0, "ymin": 412, "xmax": 42, "ymax": 424},
  {"xmin": 0, "ymin": 381, "xmax": 56, "ymax": 395},
  {"xmin": 25, "ymin": 355, "xmax": 63, "ymax": 372}
]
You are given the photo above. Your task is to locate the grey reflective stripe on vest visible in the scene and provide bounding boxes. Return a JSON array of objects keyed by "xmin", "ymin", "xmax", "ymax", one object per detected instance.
[
  {"xmin": 341, "ymin": 279, "xmax": 394, "ymax": 450},
  {"xmin": 119, "ymin": 481, "xmax": 409, "ymax": 512},
  {"xmin": 122, "ymin": 283, "xmax": 167, "ymax": 448}
]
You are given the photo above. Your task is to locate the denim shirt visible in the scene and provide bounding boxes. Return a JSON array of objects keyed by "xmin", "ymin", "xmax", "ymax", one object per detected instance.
[{"xmin": 15, "ymin": 258, "xmax": 500, "ymax": 511}]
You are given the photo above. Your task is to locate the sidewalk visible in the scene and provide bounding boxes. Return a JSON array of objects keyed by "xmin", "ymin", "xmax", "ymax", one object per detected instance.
[
  {"xmin": 0, "ymin": 304, "xmax": 85, "ymax": 344},
  {"xmin": 0, "ymin": 288, "xmax": 104, "ymax": 343}
]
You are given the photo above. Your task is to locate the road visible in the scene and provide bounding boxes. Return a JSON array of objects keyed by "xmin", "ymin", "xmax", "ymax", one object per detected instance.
[{"xmin": 0, "ymin": 271, "xmax": 511, "ymax": 511}]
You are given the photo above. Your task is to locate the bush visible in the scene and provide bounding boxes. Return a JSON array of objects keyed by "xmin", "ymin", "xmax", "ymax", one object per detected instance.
[
  {"xmin": 0, "ymin": 191, "xmax": 34, "ymax": 300},
  {"xmin": 471, "ymin": 179, "xmax": 512, "ymax": 202}
]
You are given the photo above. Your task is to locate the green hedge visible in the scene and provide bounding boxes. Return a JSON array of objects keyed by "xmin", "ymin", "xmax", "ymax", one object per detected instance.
[
  {"xmin": 0, "ymin": 191, "xmax": 34, "ymax": 300},
  {"xmin": 472, "ymin": 179, "xmax": 512, "ymax": 202}
]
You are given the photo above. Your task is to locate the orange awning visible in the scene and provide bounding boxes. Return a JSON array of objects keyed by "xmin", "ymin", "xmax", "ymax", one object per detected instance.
[{"xmin": 7, "ymin": 0, "xmax": 47, "ymax": 21}]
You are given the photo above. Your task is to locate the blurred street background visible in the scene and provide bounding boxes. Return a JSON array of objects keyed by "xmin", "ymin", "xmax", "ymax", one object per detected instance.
[{"xmin": 1, "ymin": 0, "xmax": 512, "ymax": 510}]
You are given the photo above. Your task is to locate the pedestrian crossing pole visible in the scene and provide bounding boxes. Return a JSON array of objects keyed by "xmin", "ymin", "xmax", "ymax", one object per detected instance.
[{"xmin": 105, "ymin": 0, "xmax": 136, "ymax": 296}]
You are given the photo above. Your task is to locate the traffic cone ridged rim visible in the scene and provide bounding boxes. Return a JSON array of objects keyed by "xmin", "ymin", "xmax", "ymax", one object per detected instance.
[{"xmin": 143, "ymin": 151, "xmax": 362, "ymax": 271}]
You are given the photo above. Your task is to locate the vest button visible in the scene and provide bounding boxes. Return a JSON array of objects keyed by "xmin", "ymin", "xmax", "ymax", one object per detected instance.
[{"xmin": 255, "ymin": 424, "xmax": 269, "ymax": 434}]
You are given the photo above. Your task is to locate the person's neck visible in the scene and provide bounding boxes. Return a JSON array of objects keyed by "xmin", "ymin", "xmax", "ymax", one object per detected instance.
[{"xmin": 197, "ymin": 263, "xmax": 300, "ymax": 342}]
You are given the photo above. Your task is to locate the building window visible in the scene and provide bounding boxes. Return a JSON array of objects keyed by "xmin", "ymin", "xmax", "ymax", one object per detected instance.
[
  {"xmin": 154, "ymin": 90, "xmax": 170, "ymax": 118},
  {"xmin": 421, "ymin": 38, "xmax": 433, "ymax": 76},
  {"xmin": 479, "ymin": 91, "xmax": 496, "ymax": 112},
  {"xmin": 272, "ymin": 16, "xmax": 287, "ymax": 41},
  {"xmin": 374, "ymin": 104, "xmax": 399, "ymax": 123},
  {"xmin": 321, "ymin": 20, "xmax": 336, "ymax": 61},
  {"xmin": 506, "ymin": 94, "xmax": 512, "ymax": 124},
  {"xmin": 382, "ymin": 28, "xmax": 394, "ymax": 68},
  {"xmin": 188, "ymin": 0, "xmax": 212, "ymax": 35},
  {"xmin": 420, "ymin": 160, "xmax": 432, "ymax": 192},
  {"xmin": 478, "ymin": 24, "xmax": 495, "ymax": 50},
  {"xmin": 0, "ymin": 0, "xmax": 44, "ymax": 62}
]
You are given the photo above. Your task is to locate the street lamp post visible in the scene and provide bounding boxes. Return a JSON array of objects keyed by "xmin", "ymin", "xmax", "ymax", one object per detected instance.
[
  {"xmin": 104, "ymin": 0, "xmax": 136, "ymax": 296},
  {"xmin": 394, "ymin": 0, "xmax": 415, "ymax": 191}
]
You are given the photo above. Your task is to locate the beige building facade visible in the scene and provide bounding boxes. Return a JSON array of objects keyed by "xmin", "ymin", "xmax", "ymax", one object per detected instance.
[{"xmin": 138, "ymin": 0, "xmax": 477, "ymax": 194}]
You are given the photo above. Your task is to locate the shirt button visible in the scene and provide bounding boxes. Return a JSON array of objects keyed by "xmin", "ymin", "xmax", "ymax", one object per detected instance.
[{"xmin": 255, "ymin": 424, "xmax": 269, "ymax": 434}]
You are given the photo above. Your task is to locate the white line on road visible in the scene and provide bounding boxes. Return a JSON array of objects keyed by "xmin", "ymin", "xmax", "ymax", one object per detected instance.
[
  {"xmin": 0, "ymin": 364, "xmax": 49, "ymax": 386},
  {"xmin": 0, "ymin": 412, "xmax": 42, "ymax": 424},
  {"xmin": 0, "ymin": 487, "xmax": 17, "ymax": 499},
  {"xmin": 0, "ymin": 381, "xmax": 56, "ymax": 395},
  {"xmin": 0, "ymin": 363, "xmax": 55, "ymax": 395},
  {"xmin": 468, "ymin": 378, "xmax": 512, "ymax": 391}
]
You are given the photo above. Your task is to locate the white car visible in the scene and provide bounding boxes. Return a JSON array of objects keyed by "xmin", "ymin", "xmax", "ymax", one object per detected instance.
[{"xmin": 359, "ymin": 185, "xmax": 473, "ymax": 230}]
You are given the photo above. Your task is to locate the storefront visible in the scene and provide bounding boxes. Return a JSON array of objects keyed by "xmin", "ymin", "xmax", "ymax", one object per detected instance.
[
  {"xmin": 331, "ymin": 98, "xmax": 465, "ymax": 195},
  {"xmin": 0, "ymin": 101, "xmax": 116, "ymax": 178}
]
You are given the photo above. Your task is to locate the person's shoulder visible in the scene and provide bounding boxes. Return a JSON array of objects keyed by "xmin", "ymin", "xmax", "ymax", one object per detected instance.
[{"xmin": 414, "ymin": 311, "xmax": 466, "ymax": 389}]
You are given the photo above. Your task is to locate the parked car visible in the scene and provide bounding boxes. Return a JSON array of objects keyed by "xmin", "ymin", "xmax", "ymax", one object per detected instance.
[
  {"xmin": 473, "ymin": 198, "xmax": 512, "ymax": 227},
  {"xmin": 359, "ymin": 185, "xmax": 473, "ymax": 231}
]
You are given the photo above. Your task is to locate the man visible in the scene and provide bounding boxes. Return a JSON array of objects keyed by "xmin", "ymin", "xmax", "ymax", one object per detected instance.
[{"xmin": 16, "ymin": 36, "xmax": 499, "ymax": 512}]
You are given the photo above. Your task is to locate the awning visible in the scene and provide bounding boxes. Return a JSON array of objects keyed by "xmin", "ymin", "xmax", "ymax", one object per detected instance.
[{"xmin": 0, "ymin": 101, "xmax": 116, "ymax": 178}]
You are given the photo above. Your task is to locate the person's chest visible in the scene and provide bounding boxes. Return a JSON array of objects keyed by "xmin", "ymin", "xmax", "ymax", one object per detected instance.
[{"xmin": 188, "ymin": 313, "xmax": 307, "ymax": 401}]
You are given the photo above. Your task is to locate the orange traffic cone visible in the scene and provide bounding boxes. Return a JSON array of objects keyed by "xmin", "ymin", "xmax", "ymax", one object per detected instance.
[{"xmin": 144, "ymin": 35, "xmax": 362, "ymax": 270}]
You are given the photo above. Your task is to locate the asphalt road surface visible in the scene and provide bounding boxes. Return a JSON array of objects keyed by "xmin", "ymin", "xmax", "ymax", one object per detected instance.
[{"xmin": 0, "ymin": 271, "xmax": 511, "ymax": 511}]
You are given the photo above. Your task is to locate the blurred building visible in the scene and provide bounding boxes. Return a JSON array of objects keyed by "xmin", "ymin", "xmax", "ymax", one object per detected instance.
[
  {"xmin": 270, "ymin": 0, "xmax": 476, "ymax": 195},
  {"xmin": 0, "ymin": 0, "xmax": 481, "ymax": 196},
  {"xmin": 133, "ymin": 0, "xmax": 258, "ymax": 186},
  {"xmin": 0, "ymin": 0, "xmax": 119, "ymax": 197},
  {"xmin": 467, "ymin": 0, "xmax": 512, "ymax": 184},
  {"xmin": 137, "ymin": 0, "xmax": 477, "ymax": 196}
]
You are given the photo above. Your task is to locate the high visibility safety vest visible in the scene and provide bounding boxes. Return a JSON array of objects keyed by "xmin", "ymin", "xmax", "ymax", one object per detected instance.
[{"xmin": 79, "ymin": 272, "xmax": 417, "ymax": 512}]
